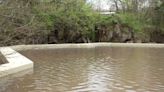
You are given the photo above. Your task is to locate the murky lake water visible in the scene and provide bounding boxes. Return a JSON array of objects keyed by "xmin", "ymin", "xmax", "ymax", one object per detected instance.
[{"xmin": 0, "ymin": 47, "xmax": 164, "ymax": 92}]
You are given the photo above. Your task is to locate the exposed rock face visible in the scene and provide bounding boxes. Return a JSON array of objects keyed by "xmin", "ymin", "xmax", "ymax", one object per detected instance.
[
  {"xmin": 0, "ymin": 52, "xmax": 3, "ymax": 64},
  {"xmin": 150, "ymin": 30, "xmax": 164, "ymax": 43},
  {"xmin": 48, "ymin": 23, "xmax": 136, "ymax": 43},
  {"xmin": 95, "ymin": 23, "xmax": 135, "ymax": 43},
  {"xmin": 95, "ymin": 25, "xmax": 113, "ymax": 42},
  {"xmin": 47, "ymin": 30, "xmax": 90, "ymax": 44},
  {"xmin": 0, "ymin": 51, "xmax": 7, "ymax": 64},
  {"xmin": 0, "ymin": 60, "xmax": 3, "ymax": 64}
]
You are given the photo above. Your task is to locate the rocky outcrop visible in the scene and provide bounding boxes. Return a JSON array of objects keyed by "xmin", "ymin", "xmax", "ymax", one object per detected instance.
[
  {"xmin": 150, "ymin": 30, "xmax": 164, "ymax": 43},
  {"xmin": 95, "ymin": 23, "xmax": 135, "ymax": 43},
  {"xmin": 0, "ymin": 51, "xmax": 7, "ymax": 64},
  {"xmin": 0, "ymin": 59, "xmax": 3, "ymax": 64},
  {"xmin": 47, "ymin": 30, "xmax": 91, "ymax": 44}
]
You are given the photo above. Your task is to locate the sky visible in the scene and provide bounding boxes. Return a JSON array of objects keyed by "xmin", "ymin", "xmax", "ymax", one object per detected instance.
[
  {"xmin": 0, "ymin": 0, "xmax": 114, "ymax": 10},
  {"xmin": 86, "ymin": 0, "xmax": 152, "ymax": 11},
  {"xmin": 87, "ymin": 0, "xmax": 113, "ymax": 10}
]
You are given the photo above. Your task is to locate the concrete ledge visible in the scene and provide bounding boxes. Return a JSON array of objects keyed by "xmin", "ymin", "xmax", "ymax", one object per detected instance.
[
  {"xmin": 0, "ymin": 47, "xmax": 33, "ymax": 78},
  {"xmin": 10, "ymin": 43, "xmax": 164, "ymax": 51}
]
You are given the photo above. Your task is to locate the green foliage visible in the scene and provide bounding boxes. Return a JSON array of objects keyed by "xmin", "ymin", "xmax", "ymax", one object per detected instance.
[
  {"xmin": 99, "ymin": 14, "xmax": 122, "ymax": 25},
  {"xmin": 118, "ymin": 13, "xmax": 146, "ymax": 32},
  {"xmin": 33, "ymin": 0, "xmax": 98, "ymax": 39},
  {"xmin": 0, "ymin": 0, "xmax": 164, "ymax": 45}
]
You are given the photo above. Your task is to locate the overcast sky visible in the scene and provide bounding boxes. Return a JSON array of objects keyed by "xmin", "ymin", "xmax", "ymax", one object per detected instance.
[
  {"xmin": 87, "ymin": 0, "xmax": 113, "ymax": 10},
  {"xmin": 87, "ymin": 0, "xmax": 156, "ymax": 11}
]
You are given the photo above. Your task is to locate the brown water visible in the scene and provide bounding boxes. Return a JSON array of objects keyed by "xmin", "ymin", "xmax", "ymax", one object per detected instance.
[{"xmin": 0, "ymin": 47, "xmax": 164, "ymax": 92}]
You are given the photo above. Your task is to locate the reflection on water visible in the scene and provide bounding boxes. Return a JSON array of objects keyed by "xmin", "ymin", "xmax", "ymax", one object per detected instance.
[{"xmin": 0, "ymin": 47, "xmax": 164, "ymax": 92}]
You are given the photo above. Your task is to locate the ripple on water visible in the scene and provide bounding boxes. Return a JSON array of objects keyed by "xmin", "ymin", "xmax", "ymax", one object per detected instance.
[{"xmin": 1, "ymin": 47, "xmax": 164, "ymax": 92}]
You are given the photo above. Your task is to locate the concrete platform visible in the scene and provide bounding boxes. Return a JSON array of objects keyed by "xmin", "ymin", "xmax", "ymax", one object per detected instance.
[{"xmin": 0, "ymin": 47, "xmax": 33, "ymax": 78}]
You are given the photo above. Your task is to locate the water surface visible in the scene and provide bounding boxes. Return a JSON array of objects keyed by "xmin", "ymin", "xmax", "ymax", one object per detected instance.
[{"xmin": 0, "ymin": 47, "xmax": 164, "ymax": 92}]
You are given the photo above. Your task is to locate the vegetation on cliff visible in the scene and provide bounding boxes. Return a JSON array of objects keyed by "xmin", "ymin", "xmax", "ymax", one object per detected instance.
[{"xmin": 0, "ymin": 0, "xmax": 163, "ymax": 46}]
